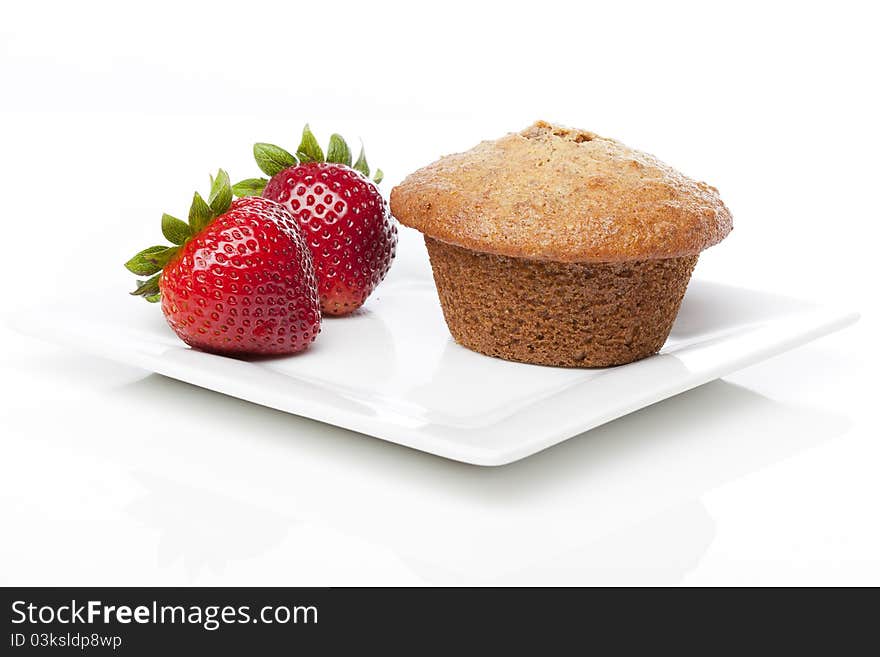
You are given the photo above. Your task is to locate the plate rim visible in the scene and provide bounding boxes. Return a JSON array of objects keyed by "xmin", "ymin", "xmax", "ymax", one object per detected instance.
[{"xmin": 7, "ymin": 282, "xmax": 860, "ymax": 466}]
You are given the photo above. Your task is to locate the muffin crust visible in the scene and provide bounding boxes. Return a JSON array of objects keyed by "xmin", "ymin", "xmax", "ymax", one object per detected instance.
[
  {"xmin": 426, "ymin": 237, "xmax": 697, "ymax": 367},
  {"xmin": 391, "ymin": 121, "xmax": 732, "ymax": 263}
]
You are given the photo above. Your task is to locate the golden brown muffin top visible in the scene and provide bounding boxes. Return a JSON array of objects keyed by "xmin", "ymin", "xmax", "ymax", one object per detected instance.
[{"xmin": 390, "ymin": 121, "xmax": 732, "ymax": 263}]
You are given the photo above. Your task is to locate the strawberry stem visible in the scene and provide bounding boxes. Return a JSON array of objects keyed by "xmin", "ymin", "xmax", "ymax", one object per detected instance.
[
  {"xmin": 125, "ymin": 169, "xmax": 233, "ymax": 303},
  {"xmin": 234, "ymin": 124, "xmax": 385, "ymax": 197}
]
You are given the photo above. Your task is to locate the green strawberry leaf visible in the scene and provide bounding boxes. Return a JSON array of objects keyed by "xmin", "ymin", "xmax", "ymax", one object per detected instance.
[
  {"xmin": 296, "ymin": 124, "xmax": 324, "ymax": 163},
  {"xmin": 326, "ymin": 134, "xmax": 352, "ymax": 167},
  {"xmin": 253, "ymin": 143, "xmax": 298, "ymax": 177},
  {"xmin": 233, "ymin": 177, "xmax": 269, "ymax": 197},
  {"xmin": 130, "ymin": 272, "xmax": 161, "ymax": 297},
  {"xmin": 208, "ymin": 169, "xmax": 233, "ymax": 215},
  {"xmin": 125, "ymin": 245, "xmax": 178, "ymax": 276},
  {"xmin": 188, "ymin": 191, "xmax": 213, "ymax": 233},
  {"xmin": 353, "ymin": 145, "xmax": 370, "ymax": 177},
  {"xmin": 125, "ymin": 246, "xmax": 165, "ymax": 275},
  {"xmin": 161, "ymin": 213, "xmax": 192, "ymax": 245},
  {"xmin": 373, "ymin": 168, "xmax": 384, "ymax": 184},
  {"xmin": 145, "ymin": 292, "xmax": 162, "ymax": 303}
]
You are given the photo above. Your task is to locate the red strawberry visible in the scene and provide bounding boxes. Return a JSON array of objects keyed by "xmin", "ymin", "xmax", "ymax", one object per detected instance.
[
  {"xmin": 233, "ymin": 125, "xmax": 397, "ymax": 316},
  {"xmin": 125, "ymin": 170, "xmax": 321, "ymax": 355}
]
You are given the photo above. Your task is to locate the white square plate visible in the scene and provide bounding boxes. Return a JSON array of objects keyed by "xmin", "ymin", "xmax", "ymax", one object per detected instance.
[{"xmin": 12, "ymin": 245, "xmax": 857, "ymax": 466}]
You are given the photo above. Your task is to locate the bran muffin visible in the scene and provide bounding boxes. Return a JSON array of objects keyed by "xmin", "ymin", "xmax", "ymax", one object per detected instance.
[{"xmin": 390, "ymin": 121, "xmax": 732, "ymax": 367}]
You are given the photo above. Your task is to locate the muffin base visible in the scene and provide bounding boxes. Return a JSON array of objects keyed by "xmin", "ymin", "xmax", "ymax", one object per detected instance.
[{"xmin": 424, "ymin": 237, "xmax": 697, "ymax": 368}]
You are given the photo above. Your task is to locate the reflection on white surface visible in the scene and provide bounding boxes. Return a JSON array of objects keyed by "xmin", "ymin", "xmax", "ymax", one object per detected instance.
[
  {"xmin": 103, "ymin": 376, "xmax": 845, "ymax": 585},
  {"xmin": 1, "ymin": 316, "xmax": 871, "ymax": 585},
  {"xmin": 126, "ymin": 473, "xmax": 293, "ymax": 579},
  {"xmin": 452, "ymin": 502, "xmax": 718, "ymax": 586}
]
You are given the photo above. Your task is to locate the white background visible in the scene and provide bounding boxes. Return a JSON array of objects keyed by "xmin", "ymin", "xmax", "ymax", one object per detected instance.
[{"xmin": 1, "ymin": 1, "xmax": 878, "ymax": 585}]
